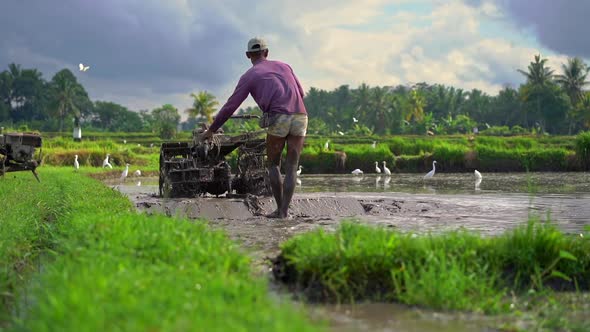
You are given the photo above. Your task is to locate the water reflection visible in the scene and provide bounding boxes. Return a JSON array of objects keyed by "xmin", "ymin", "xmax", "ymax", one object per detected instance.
[{"xmin": 296, "ymin": 172, "xmax": 590, "ymax": 195}]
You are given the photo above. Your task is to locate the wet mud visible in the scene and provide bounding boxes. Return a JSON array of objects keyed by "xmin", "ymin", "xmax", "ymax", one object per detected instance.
[
  {"xmin": 110, "ymin": 173, "xmax": 590, "ymax": 332},
  {"xmin": 115, "ymin": 174, "xmax": 590, "ymax": 264}
]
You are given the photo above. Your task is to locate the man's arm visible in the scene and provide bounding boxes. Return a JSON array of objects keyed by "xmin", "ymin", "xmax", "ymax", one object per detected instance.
[{"xmin": 207, "ymin": 75, "xmax": 251, "ymax": 133}]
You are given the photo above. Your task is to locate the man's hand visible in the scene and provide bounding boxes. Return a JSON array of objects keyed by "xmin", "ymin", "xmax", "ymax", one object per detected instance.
[{"xmin": 200, "ymin": 129, "xmax": 214, "ymax": 141}]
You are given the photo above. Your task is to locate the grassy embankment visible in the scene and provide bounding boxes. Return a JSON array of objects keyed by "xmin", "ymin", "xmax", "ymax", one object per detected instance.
[
  {"xmin": 276, "ymin": 221, "xmax": 590, "ymax": 330},
  {"xmin": 0, "ymin": 168, "xmax": 320, "ymax": 331},
  {"xmin": 34, "ymin": 131, "xmax": 590, "ymax": 173},
  {"xmin": 301, "ymin": 133, "xmax": 588, "ymax": 173}
]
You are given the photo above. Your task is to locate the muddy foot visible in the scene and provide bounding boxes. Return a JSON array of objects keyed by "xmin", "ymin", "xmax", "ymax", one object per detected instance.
[
  {"xmin": 266, "ymin": 210, "xmax": 281, "ymax": 218},
  {"xmin": 266, "ymin": 210, "xmax": 292, "ymax": 220}
]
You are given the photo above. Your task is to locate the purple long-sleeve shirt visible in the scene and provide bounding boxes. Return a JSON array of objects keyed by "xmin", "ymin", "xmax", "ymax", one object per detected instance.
[{"xmin": 209, "ymin": 58, "xmax": 307, "ymax": 132}]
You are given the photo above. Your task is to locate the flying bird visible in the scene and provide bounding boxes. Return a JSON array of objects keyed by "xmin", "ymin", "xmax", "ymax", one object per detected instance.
[
  {"xmin": 382, "ymin": 161, "xmax": 391, "ymax": 175},
  {"xmin": 374, "ymin": 161, "xmax": 381, "ymax": 174},
  {"xmin": 424, "ymin": 160, "xmax": 437, "ymax": 179},
  {"xmin": 102, "ymin": 154, "xmax": 113, "ymax": 169},
  {"xmin": 351, "ymin": 169, "xmax": 364, "ymax": 175},
  {"xmin": 78, "ymin": 63, "xmax": 90, "ymax": 72},
  {"xmin": 74, "ymin": 154, "xmax": 79, "ymax": 171}
]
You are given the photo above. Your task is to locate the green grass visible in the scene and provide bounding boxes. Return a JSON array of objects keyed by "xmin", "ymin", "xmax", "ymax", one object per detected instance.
[
  {"xmin": 0, "ymin": 168, "xmax": 321, "ymax": 331},
  {"xmin": 37, "ymin": 132, "xmax": 588, "ymax": 173},
  {"xmin": 277, "ymin": 221, "xmax": 590, "ymax": 315}
]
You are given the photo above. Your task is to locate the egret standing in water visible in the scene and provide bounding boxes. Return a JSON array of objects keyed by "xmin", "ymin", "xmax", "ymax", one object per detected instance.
[
  {"xmin": 102, "ymin": 154, "xmax": 113, "ymax": 169},
  {"xmin": 296, "ymin": 165, "xmax": 303, "ymax": 176},
  {"xmin": 375, "ymin": 161, "xmax": 381, "ymax": 174},
  {"xmin": 424, "ymin": 160, "xmax": 437, "ymax": 179},
  {"xmin": 474, "ymin": 169, "xmax": 482, "ymax": 190},
  {"xmin": 382, "ymin": 161, "xmax": 391, "ymax": 175},
  {"xmin": 474, "ymin": 169, "xmax": 482, "ymax": 180},
  {"xmin": 74, "ymin": 155, "xmax": 79, "ymax": 171},
  {"xmin": 120, "ymin": 163, "xmax": 130, "ymax": 183}
]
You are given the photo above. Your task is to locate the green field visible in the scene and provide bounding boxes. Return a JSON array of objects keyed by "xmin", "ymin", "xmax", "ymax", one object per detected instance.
[
  {"xmin": 277, "ymin": 221, "xmax": 590, "ymax": 330},
  {"xmin": 35, "ymin": 131, "xmax": 590, "ymax": 173},
  {"xmin": 0, "ymin": 169, "xmax": 321, "ymax": 331}
]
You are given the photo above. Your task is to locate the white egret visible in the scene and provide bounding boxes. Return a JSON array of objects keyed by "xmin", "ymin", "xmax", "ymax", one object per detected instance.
[
  {"xmin": 102, "ymin": 154, "xmax": 113, "ymax": 169},
  {"xmin": 353, "ymin": 117, "xmax": 359, "ymax": 123},
  {"xmin": 474, "ymin": 169, "xmax": 482, "ymax": 180},
  {"xmin": 78, "ymin": 63, "xmax": 90, "ymax": 72},
  {"xmin": 120, "ymin": 163, "xmax": 130, "ymax": 182},
  {"xmin": 374, "ymin": 161, "xmax": 381, "ymax": 174},
  {"xmin": 324, "ymin": 140, "xmax": 330, "ymax": 151},
  {"xmin": 74, "ymin": 155, "xmax": 79, "ymax": 171},
  {"xmin": 371, "ymin": 141, "xmax": 376, "ymax": 149},
  {"xmin": 338, "ymin": 131, "xmax": 344, "ymax": 136},
  {"xmin": 423, "ymin": 160, "xmax": 437, "ymax": 179},
  {"xmin": 351, "ymin": 169, "xmax": 364, "ymax": 175},
  {"xmin": 382, "ymin": 161, "xmax": 391, "ymax": 175},
  {"xmin": 134, "ymin": 169, "xmax": 142, "ymax": 177},
  {"xmin": 296, "ymin": 165, "xmax": 303, "ymax": 176},
  {"xmin": 123, "ymin": 139, "xmax": 127, "ymax": 144}
]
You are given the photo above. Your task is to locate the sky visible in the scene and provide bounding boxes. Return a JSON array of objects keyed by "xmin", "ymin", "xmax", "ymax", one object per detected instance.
[{"xmin": 1, "ymin": 0, "xmax": 589, "ymax": 117}]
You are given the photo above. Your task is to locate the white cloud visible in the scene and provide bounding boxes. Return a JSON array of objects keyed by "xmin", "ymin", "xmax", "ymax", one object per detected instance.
[{"xmin": 1, "ymin": 0, "xmax": 578, "ymax": 116}]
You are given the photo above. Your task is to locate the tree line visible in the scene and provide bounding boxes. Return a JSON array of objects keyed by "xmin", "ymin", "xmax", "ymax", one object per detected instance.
[{"xmin": 1, "ymin": 54, "xmax": 589, "ymax": 138}]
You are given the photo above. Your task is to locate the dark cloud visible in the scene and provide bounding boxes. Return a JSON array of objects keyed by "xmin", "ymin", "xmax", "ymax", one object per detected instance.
[
  {"xmin": 466, "ymin": 0, "xmax": 590, "ymax": 58},
  {"xmin": 0, "ymin": 0, "xmax": 253, "ymax": 105}
]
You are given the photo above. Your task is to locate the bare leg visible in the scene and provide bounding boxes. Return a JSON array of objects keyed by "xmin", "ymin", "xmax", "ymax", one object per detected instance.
[
  {"xmin": 266, "ymin": 134, "xmax": 286, "ymax": 217},
  {"xmin": 279, "ymin": 135, "xmax": 305, "ymax": 218}
]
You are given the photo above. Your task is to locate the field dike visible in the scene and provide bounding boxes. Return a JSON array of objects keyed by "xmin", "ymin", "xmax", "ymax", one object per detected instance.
[
  {"xmin": 0, "ymin": 168, "xmax": 320, "ymax": 331},
  {"xmin": 273, "ymin": 221, "xmax": 590, "ymax": 330}
]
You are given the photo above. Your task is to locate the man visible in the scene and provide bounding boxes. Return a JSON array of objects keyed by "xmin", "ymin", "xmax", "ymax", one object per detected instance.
[{"xmin": 201, "ymin": 37, "xmax": 308, "ymax": 219}]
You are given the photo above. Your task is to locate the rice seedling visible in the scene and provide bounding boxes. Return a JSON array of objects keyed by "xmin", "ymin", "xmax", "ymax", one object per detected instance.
[{"xmin": 1, "ymin": 168, "xmax": 321, "ymax": 331}]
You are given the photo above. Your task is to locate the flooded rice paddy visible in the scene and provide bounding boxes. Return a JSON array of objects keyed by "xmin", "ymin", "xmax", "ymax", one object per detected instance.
[{"xmin": 112, "ymin": 172, "xmax": 590, "ymax": 332}]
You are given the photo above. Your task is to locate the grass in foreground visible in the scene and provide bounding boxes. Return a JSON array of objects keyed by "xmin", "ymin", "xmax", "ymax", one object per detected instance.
[
  {"xmin": 0, "ymin": 168, "xmax": 320, "ymax": 331},
  {"xmin": 277, "ymin": 221, "xmax": 590, "ymax": 329}
]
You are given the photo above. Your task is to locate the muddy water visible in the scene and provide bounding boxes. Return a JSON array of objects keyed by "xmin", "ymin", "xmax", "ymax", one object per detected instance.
[{"xmin": 111, "ymin": 172, "xmax": 590, "ymax": 332}]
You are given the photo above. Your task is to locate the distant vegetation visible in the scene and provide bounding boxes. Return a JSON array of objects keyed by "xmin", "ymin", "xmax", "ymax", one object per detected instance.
[{"xmin": 1, "ymin": 54, "xmax": 589, "ymax": 138}]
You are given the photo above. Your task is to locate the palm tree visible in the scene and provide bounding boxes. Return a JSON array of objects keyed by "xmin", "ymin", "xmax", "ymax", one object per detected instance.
[
  {"xmin": 353, "ymin": 83, "xmax": 372, "ymax": 120},
  {"xmin": 517, "ymin": 54, "xmax": 554, "ymax": 87},
  {"xmin": 186, "ymin": 91, "xmax": 218, "ymax": 124},
  {"xmin": 50, "ymin": 73, "xmax": 81, "ymax": 132},
  {"xmin": 555, "ymin": 57, "xmax": 589, "ymax": 106},
  {"xmin": 405, "ymin": 89, "xmax": 426, "ymax": 123},
  {"xmin": 517, "ymin": 54, "xmax": 555, "ymax": 130}
]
